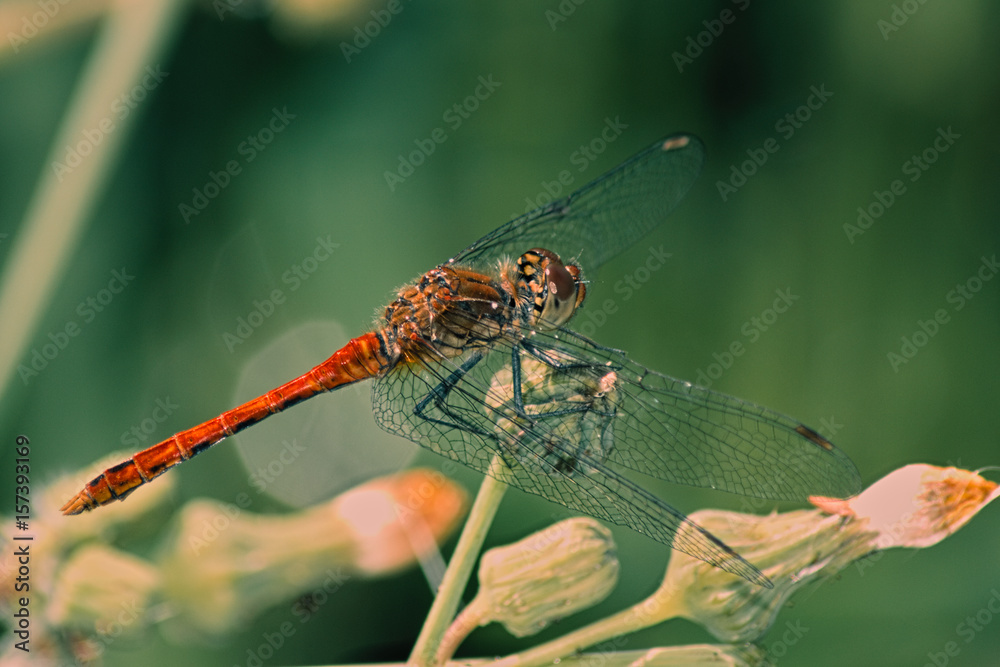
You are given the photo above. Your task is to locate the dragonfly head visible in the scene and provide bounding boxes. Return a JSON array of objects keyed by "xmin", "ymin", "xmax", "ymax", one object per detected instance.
[{"xmin": 516, "ymin": 248, "xmax": 587, "ymax": 330}]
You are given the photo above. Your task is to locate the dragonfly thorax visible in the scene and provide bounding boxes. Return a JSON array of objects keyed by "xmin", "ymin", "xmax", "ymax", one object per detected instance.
[
  {"xmin": 382, "ymin": 265, "xmax": 516, "ymax": 364},
  {"xmin": 516, "ymin": 248, "xmax": 586, "ymax": 330}
]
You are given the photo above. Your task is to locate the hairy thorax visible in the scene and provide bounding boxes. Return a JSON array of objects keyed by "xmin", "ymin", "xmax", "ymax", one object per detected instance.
[{"xmin": 381, "ymin": 262, "xmax": 524, "ymax": 365}]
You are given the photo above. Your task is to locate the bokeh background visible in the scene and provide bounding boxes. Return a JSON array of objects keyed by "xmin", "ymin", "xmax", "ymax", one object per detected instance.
[{"xmin": 2, "ymin": 1, "xmax": 999, "ymax": 665}]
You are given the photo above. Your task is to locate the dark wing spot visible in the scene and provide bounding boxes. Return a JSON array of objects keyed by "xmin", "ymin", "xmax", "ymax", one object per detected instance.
[{"xmin": 795, "ymin": 424, "xmax": 834, "ymax": 451}]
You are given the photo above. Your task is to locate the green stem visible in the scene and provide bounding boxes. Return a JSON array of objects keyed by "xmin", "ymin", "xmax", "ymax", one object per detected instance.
[
  {"xmin": 489, "ymin": 592, "xmax": 685, "ymax": 667},
  {"xmin": 409, "ymin": 457, "xmax": 509, "ymax": 667},
  {"xmin": 434, "ymin": 595, "xmax": 489, "ymax": 665}
]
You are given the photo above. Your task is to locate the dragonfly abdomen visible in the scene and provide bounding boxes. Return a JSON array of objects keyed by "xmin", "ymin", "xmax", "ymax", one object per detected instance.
[{"xmin": 61, "ymin": 332, "xmax": 390, "ymax": 515}]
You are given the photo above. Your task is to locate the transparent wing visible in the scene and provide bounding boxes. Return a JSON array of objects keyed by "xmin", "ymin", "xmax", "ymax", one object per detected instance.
[
  {"xmin": 371, "ymin": 341, "xmax": 770, "ymax": 586},
  {"xmin": 531, "ymin": 329, "xmax": 862, "ymax": 501},
  {"xmin": 448, "ymin": 134, "xmax": 704, "ymax": 272},
  {"xmin": 373, "ymin": 305, "xmax": 857, "ymax": 584}
]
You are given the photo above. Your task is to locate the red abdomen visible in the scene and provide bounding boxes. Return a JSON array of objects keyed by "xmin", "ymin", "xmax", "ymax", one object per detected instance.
[{"xmin": 61, "ymin": 332, "xmax": 391, "ymax": 514}]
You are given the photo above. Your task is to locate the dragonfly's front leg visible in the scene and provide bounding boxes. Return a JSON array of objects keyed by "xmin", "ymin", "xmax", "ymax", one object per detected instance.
[
  {"xmin": 408, "ymin": 346, "xmax": 584, "ymax": 435},
  {"xmin": 412, "ymin": 351, "xmax": 491, "ymax": 437},
  {"xmin": 509, "ymin": 342, "xmax": 527, "ymax": 415},
  {"xmin": 511, "ymin": 342, "xmax": 612, "ymax": 421}
]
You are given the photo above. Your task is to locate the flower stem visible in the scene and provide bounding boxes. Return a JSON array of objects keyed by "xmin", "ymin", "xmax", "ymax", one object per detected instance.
[
  {"xmin": 491, "ymin": 587, "xmax": 686, "ymax": 667},
  {"xmin": 434, "ymin": 596, "xmax": 489, "ymax": 665},
  {"xmin": 409, "ymin": 456, "xmax": 509, "ymax": 667}
]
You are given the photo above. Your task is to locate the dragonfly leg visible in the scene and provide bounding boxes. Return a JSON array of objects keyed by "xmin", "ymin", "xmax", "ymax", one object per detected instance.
[
  {"xmin": 413, "ymin": 351, "xmax": 491, "ymax": 437},
  {"xmin": 507, "ymin": 343, "xmax": 582, "ymax": 418},
  {"xmin": 511, "ymin": 342, "xmax": 615, "ymax": 420},
  {"xmin": 411, "ymin": 349, "xmax": 545, "ymax": 473},
  {"xmin": 522, "ymin": 338, "xmax": 619, "ymax": 372},
  {"xmin": 509, "ymin": 343, "xmax": 527, "ymax": 415}
]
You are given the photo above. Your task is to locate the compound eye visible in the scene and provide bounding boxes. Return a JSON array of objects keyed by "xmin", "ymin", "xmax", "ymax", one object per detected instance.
[
  {"xmin": 545, "ymin": 261, "xmax": 575, "ymax": 301},
  {"xmin": 536, "ymin": 258, "xmax": 581, "ymax": 328}
]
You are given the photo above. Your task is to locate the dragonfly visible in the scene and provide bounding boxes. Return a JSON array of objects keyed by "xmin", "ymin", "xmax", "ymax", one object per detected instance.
[{"xmin": 62, "ymin": 134, "xmax": 861, "ymax": 586}]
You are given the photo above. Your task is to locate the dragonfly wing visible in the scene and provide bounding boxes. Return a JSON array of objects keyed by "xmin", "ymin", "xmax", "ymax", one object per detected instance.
[
  {"xmin": 489, "ymin": 437, "xmax": 769, "ymax": 586},
  {"xmin": 449, "ymin": 134, "xmax": 704, "ymax": 272},
  {"xmin": 371, "ymin": 344, "xmax": 769, "ymax": 586},
  {"xmin": 525, "ymin": 330, "xmax": 863, "ymax": 501}
]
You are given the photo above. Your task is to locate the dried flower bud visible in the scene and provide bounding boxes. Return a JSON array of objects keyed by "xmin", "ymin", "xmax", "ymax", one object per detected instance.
[
  {"xmin": 47, "ymin": 544, "xmax": 158, "ymax": 635},
  {"xmin": 477, "ymin": 518, "xmax": 619, "ymax": 637},
  {"xmin": 482, "ymin": 464, "xmax": 997, "ymax": 666},
  {"xmin": 340, "ymin": 467, "xmax": 467, "ymax": 575},
  {"xmin": 158, "ymin": 468, "xmax": 465, "ymax": 636},
  {"xmin": 434, "ymin": 518, "xmax": 619, "ymax": 663},
  {"xmin": 663, "ymin": 464, "xmax": 998, "ymax": 643},
  {"xmin": 663, "ymin": 509, "xmax": 874, "ymax": 642},
  {"xmin": 810, "ymin": 464, "xmax": 1000, "ymax": 549},
  {"xmin": 480, "ymin": 518, "xmax": 618, "ymax": 637}
]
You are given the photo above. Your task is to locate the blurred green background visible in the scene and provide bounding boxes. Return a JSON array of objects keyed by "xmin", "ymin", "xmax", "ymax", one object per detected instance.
[{"xmin": 2, "ymin": 1, "xmax": 999, "ymax": 665}]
